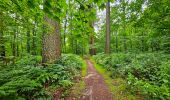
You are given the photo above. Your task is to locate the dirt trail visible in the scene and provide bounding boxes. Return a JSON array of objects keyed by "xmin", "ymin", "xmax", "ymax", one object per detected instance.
[{"xmin": 80, "ymin": 60, "xmax": 113, "ymax": 100}]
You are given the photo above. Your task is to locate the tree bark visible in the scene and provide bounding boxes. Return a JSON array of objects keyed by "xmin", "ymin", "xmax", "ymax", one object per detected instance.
[
  {"xmin": 89, "ymin": 34, "xmax": 96, "ymax": 55},
  {"xmin": 115, "ymin": 31, "xmax": 118, "ymax": 53},
  {"xmin": 32, "ymin": 16, "xmax": 37, "ymax": 55},
  {"xmin": 122, "ymin": 0, "xmax": 127, "ymax": 53},
  {"xmin": 42, "ymin": 15, "xmax": 61, "ymax": 64},
  {"xmin": 105, "ymin": 0, "xmax": 110, "ymax": 54},
  {"xmin": 0, "ymin": 11, "xmax": 5, "ymax": 60},
  {"xmin": 63, "ymin": 11, "xmax": 68, "ymax": 53},
  {"xmin": 27, "ymin": 29, "xmax": 31, "ymax": 54},
  {"xmin": 12, "ymin": 14, "xmax": 17, "ymax": 58}
]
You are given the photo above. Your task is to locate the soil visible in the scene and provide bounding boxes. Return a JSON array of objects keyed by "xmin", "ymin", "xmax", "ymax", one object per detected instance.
[
  {"xmin": 54, "ymin": 60, "xmax": 113, "ymax": 100},
  {"xmin": 80, "ymin": 60, "xmax": 113, "ymax": 100}
]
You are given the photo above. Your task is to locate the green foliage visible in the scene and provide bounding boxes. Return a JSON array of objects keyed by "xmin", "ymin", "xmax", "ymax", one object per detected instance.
[
  {"xmin": 58, "ymin": 54, "xmax": 83, "ymax": 70},
  {"xmin": 0, "ymin": 54, "xmax": 83, "ymax": 99},
  {"xmin": 16, "ymin": 55, "xmax": 42, "ymax": 66},
  {"xmin": 94, "ymin": 53, "xmax": 170, "ymax": 99}
]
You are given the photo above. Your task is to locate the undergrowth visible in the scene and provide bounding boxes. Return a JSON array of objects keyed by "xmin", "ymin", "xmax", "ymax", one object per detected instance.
[
  {"xmin": 93, "ymin": 53, "xmax": 170, "ymax": 100},
  {"xmin": 0, "ymin": 54, "xmax": 83, "ymax": 100},
  {"xmin": 91, "ymin": 58, "xmax": 138, "ymax": 100}
]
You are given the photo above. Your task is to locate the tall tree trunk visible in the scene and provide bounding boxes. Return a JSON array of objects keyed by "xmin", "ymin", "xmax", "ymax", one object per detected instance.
[
  {"xmin": 105, "ymin": 0, "xmax": 110, "ymax": 54},
  {"xmin": 16, "ymin": 22, "xmax": 19, "ymax": 57},
  {"xmin": 0, "ymin": 11, "xmax": 5, "ymax": 60},
  {"xmin": 32, "ymin": 16, "xmax": 37, "ymax": 55},
  {"xmin": 42, "ymin": 15, "xmax": 61, "ymax": 64},
  {"xmin": 63, "ymin": 11, "xmax": 68, "ymax": 53},
  {"xmin": 89, "ymin": 34, "xmax": 95, "ymax": 55},
  {"xmin": 115, "ymin": 31, "xmax": 118, "ymax": 53},
  {"xmin": 27, "ymin": 29, "xmax": 31, "ymax": 54},
  {"xmin": 89, "ymin": 22, "xmax": 96, "ymax": 55},
  {"xmin": 75, "ymin": 40, "xmax": 78, "ymax": 54},
  {"xmin": 130, "ymin": 36, "xmax": 133, "ymax": 51},
  {"xmin": 13, "ymin": 14, "xmax": 17, "ymax": 58},
  {"xmin": 122, "ymin": 0, "xmax": 127, "ymax": 53}
]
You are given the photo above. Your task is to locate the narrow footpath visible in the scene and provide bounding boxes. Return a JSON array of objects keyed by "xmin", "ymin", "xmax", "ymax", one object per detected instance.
[{"xmin": 80, "ymin": 60, "xmax": 113, "ymax": 100}]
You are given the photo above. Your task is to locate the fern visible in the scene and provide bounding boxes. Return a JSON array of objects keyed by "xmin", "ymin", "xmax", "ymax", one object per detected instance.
[{"xmin": 0, "ymin": 54, "xmax": 83, "ymax": 99}]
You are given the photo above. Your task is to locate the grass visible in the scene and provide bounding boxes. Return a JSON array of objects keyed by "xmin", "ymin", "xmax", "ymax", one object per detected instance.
[
  {"xmin": 90, "ymin": 58, "xmax": 139, "ymax": 100},
  {"xmin": 66, "ymin": 58, "xmax": 87, "ymax": 98},
  {"xmin": 81, "ymin": 59, "xmax": 87, "ymax": 77}
]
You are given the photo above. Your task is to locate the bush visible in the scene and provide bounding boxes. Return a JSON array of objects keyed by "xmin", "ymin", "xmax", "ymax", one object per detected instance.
[
  {"xmin": 0, "ymin": 54, "xmax": 83, "ymax": 99},
  {"xmin": 93, "ymin": 53, "xmax": 170, "ymax": 99},
  {"xmin": 16, "ymin": 55, "xmax": 42, "ymax": 66}
]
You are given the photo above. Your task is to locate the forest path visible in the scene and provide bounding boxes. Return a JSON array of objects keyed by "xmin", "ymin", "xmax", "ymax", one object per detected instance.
[{"xmin": 80, "ymin": 60, "xmax": 113, "ymax": 100}]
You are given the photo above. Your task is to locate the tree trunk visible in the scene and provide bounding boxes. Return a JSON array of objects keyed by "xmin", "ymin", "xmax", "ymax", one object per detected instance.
[
  {"xmin": 105, "ymin": 0, "xmax": 110, "ymax": 54},
  {"xmin": 13, "ymin": 16, "xmax": 17, "ymax": 58},
  {"xmin": 32, "ymin": 16, "xmax": 37, "ymax": 55},
  {"xmin": 89, "ymin": 21, "xmax": 96, "ymax": 55},
  {"xmin": 0, "ymin": 11, "xmax": 5, "ymax": 61},
  {"xmin": 27, "ymin": 29, "xmax": 31, "ymax": 54},
  {"xmin": 89, "ymin": 34, "xmax": 95, "ymax": 55},
  {"xmin": 63, "ymin": 11, "xmax": 68, "ymax": 53},
  {"xmin": 42, "ymin": 15, "xmax": 61, "ymax": 64},
  {"xmin": 115, "ymin": 31, "xmax": 118, "ymax": 53},
  {"xmin": 122, "ymin": 0, "xmax": 127, "ymax": 53}
]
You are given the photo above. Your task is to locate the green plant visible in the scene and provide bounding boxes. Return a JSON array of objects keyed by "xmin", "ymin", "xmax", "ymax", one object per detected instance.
[
  {"xmin": 93, "ymin": 53, "xmax": 170, "ymax": 99},
  {"xmin": 0, "ymin": 54, "xmax": 84, "ymax": 99}
]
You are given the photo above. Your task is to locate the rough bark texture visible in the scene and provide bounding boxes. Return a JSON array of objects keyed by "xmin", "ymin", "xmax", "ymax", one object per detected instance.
[
  {"xmin": 42, "ymin": 15, "xmax": 61, "ymax": 64},
  {"xmin": 105, "ymin": 0, "xmax": 110, "ymax": 54}
]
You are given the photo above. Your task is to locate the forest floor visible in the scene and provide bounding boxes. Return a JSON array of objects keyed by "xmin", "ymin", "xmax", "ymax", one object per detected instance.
[
  {"xmin": 64, "ymin": 59, "xmax": 113, "ymax": 100},
  {"xmin": 64, "ymin": 59, "xmax": 141, "ymax": 100},
  {"xmin": 79, "ymin": 60, "xmax": 113, "ymax": 100}
]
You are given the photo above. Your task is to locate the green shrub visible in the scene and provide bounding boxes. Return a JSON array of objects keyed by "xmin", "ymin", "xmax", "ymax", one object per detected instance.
[
  {"xmin": 0, "ymin": 54, "xmax": 83, "ymax": 99},
  {"xmin": 93, "ymin": 53, "xmax": 170, "ymax": 99},
  {"xmin": 16, "ymin": 55, "xmax": 42, "ymax": 66}
]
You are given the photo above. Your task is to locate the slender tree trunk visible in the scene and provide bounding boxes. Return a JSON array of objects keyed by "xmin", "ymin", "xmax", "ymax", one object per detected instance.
[
  {"xmin": 122, "ymin": 0, "xmax": 127, "ymax": 53},
  {"xmin": 89, "ymin": 22, "xmax": 96, "ymax": 55},
  {"xmin": 75, "ymin": 40, "xmax": 78, "ymax": 54},
  {"xmin": 27, "ymin": 29, "xmax": 31, "ymax": 54},
  {"xmin": 130, "ymin": 36, "xmax": 133, "ymax": 51},
  {"xmin": 130, "ymin": 29, "xmax": 133, "ymax": 51},
  {"xmin": 82, "ymin": 39, "xmax": 84, "ymax": 56},
  {"xmin": 89, "ymin": 34, "xmax": 96, "ymax": 55},
  {"xmin": 115, "ymin": 31, "xmax": 118, "ymax": 53},
  {"xmin": 13, "ymin": 15, "xmax": 18, "ymax": 58},
  {"xmin": 105, "ymin": 0, "xmax": 110, "ymax": 54},
  {"xmin": 63, "ymin": 11, "xmax": 68, "ymax": 53},
  {"xmin": 16, "ymin": 21, "xmax": 19, "ymax": 57},
  {"xmin": 70, "ymin": 13, "xmax": 74, "ymax": 53},
  {"xmin": 32, "ymin": 16, "xmax": 37, "ymax": 55},
  {"xmin": 141, "ymin": 32, "xmax": 144, "ymax": 52},
  {"xmin": 21, "ymin": 35, "xmax": 23, "ymax": 57},
  {"xmin": 0, "ymin": 11, "xmax": 5, "ymax": 61},
  {"xmin": 68, "ymin": 0, "xmax": 74, "ymax": 54}
]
